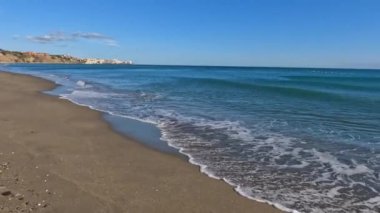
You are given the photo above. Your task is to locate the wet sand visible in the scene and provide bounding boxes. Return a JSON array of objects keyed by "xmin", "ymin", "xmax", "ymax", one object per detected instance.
[{"xmin": 0, "ymin": 71, "xmax": 282, "ymax": 213}]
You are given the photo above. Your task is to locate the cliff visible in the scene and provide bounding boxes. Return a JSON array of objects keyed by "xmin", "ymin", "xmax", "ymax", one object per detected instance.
[{"xmin": 0, "ymin": 49, "xmax": 84, "ymax": 64}]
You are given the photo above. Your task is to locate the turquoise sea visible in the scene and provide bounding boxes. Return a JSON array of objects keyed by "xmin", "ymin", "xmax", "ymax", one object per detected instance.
[{"xmin": 2, "ymin": 64, "xmax": 380, "ymax": 212}]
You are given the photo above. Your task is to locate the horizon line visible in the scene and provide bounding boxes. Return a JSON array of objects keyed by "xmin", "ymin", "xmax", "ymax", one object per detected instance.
[{"xmin": 3, "ymin": 62, "xmax": 380, "ymax": 71}]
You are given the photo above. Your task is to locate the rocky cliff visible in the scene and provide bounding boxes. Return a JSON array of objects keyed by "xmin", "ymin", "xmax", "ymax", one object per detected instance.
[{"xmin": 0, "ymin": 49, "xmax": 84, "ymax": 64}]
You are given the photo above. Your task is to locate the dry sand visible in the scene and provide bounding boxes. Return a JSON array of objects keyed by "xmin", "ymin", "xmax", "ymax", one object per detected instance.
[{"xmin": 0, "ymin": 72, "xmax": 282, "ymax": 213}]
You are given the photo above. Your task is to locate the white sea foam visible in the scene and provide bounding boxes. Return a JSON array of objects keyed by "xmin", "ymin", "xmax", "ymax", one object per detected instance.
[
  {"xmin": 312, "ymin": 149, "xmax": 374, "ymax": 176},
  {"xmin": 140, "ymin": 108, "xmax": 380, "ymax": 212},
  {"xmin": 76, "ymin": 80, "xmax": 86, "ymax": 87},
  {"xmin": 235, "ymin": 185, "xmax": 300, "ymax": 213},
  {"xmin": 68, "ymin": 90, "xmax": 114, "ymax": 99}
]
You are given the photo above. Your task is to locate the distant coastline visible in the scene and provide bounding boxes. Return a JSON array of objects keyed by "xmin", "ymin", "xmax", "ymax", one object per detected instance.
[{"xmin": 0, "ymin": 49, "xmax": 132, "ymax": 64}]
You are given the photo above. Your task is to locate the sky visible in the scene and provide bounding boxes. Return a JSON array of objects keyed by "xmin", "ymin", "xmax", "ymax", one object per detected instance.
[{"xmin": 0, "ymin": 0, "xmax": 380, "ymax": 68}]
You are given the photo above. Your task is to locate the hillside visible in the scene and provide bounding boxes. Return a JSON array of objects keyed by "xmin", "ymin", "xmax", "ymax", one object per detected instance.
[{"xmin": 0, "ymin": 49, "xmax": 84, "ymax": 64}]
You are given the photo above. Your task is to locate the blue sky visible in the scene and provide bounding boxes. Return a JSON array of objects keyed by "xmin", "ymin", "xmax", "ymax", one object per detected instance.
[{"xmin": 0, "ymin": 0, "xmax": 379, "ymax": 68}]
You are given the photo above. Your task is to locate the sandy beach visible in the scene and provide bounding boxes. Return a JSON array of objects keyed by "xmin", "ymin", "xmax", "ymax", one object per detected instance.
[{"xmin": 0, "ymin": 71, "xmax": 282, "ymax": 213}]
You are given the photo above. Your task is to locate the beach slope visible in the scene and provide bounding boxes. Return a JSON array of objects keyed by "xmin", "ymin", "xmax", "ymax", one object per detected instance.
[{"xmin": 0, "ymin": 72, "xmax": 281, "ymax": 213}]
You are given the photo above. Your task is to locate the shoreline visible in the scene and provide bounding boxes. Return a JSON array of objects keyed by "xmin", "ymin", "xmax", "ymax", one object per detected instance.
[{"xmin": 0, "ymin": 71, "xmax": 283, "ymax": 212}]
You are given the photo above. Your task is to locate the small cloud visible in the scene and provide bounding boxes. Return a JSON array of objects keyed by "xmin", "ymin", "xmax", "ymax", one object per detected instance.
[
  {"xmin": 105, "ymin": 40, "xmax": 119, "ymax": 47},
  {"xmin": 25, "ymin": 31, "xmax": 118, "ymax": 47},
  {"xmin": 73, "ymin": 32, "xmax": 119, "ymax": 47},
  {"xmin": 12, "ymin": 34, "xmax": 21, "ymax": 40},
  {"xmin": 72, "ymin": 32, "xmax": 111, "ymax": 40},
  {"xmin": 57, "ymin": 43, "xmax": 69, "ymax": 48},
  {"xmin": 26, "ymin": 32, "xmax": 73, "ymax": 43}
]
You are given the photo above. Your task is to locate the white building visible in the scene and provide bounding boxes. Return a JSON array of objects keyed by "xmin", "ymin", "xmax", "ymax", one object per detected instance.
[{"xmin": 84, "ymin": 58, "xmax": 133, "ymax": 64}]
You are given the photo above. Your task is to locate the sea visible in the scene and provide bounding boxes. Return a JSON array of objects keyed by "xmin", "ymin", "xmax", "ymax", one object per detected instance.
[{"xmin": 2, "ymin": 64, "xmax": 380, "ymax": 213}]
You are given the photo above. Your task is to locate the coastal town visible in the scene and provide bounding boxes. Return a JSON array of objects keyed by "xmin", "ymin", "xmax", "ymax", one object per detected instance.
[{"xmin": 83, "ymin": 58, "xmax": 133, "ymax": 64}]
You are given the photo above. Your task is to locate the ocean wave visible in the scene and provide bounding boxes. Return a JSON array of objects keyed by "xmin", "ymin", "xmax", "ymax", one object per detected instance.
[
  {"xmin": 141, "ymin": 108, "xmax": 378, "ymax": 212},
  {"xmin": 76, "ymin": 80, "xmax": 86, "ymax": 87},
  {"xmin": 66, "ymin": 90, "xmax": 117, "ymax": 99}
]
